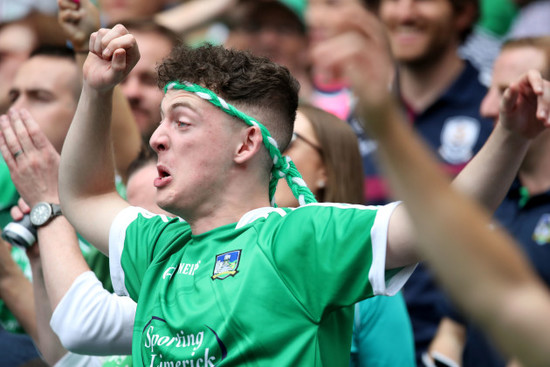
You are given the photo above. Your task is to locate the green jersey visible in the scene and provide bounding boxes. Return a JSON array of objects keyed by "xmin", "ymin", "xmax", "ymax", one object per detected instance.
[
  {"xmin": 110, "ymin": 203, "xmax": 413, "ymax": 366},
  {"xmin": 0, "ymin": 159, "xmax": 26, "ymax": 333},
  {"xmin": 0, "ymin": 159, "xmax": 19, "ymax": 228}
]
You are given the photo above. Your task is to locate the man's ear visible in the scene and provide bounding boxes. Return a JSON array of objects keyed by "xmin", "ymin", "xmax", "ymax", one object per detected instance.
[{"xmin": 234, "ymin": 126, "xmax": 264, "ymax": 164}]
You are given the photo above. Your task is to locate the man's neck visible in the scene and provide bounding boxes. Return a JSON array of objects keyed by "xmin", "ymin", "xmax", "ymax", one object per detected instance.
[
  {"xmin": 185, "ymin": 190, "xmax": 271, "ymax": 236},
  {"xmin": 399, "ymin": 49, "xmax": 465, "ymax": 113}
]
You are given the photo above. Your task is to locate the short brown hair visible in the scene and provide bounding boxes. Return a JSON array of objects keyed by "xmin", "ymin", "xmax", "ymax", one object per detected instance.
[
  {"xmin": 298, "ymin": 104, "xmax": 364, "ymax": 204},
  {"xmin": 157, "ymin": 43, "xmax": 299, "ymax": 155}
]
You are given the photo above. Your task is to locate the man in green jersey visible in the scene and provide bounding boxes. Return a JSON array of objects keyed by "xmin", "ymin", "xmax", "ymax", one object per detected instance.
[{"xmin": 47, "ymin": 15, "xmax": 549, "ymax": 365}]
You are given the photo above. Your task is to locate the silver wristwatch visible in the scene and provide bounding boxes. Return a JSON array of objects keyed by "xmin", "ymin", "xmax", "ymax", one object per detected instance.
[{"xmin": 30, "ymin": 202, "xmax": 62, "ymax": 227}]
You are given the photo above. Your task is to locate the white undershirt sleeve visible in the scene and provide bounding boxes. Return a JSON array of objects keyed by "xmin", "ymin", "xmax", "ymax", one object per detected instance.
[{"xmin": 50, "ymin": 271, "xmax": 136, "ymax": 355}]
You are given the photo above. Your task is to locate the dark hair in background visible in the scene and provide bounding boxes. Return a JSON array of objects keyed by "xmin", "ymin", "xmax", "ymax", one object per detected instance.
[
  {"xmin": 298, "ymin": 104, "xmax": 364, "ymax": 204},
  {"xmin": 157, "ymin": 44, "xmax": 299, "ymax": 152}
]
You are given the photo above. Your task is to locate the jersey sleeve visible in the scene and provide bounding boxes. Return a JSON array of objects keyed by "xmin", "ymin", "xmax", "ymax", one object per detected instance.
[
  {"xmin": 109, "ymin": 206, "xmax": 189, "ymax": 299},
  {"xmin": 265, "ymin": 202, "xmax": 415, "ymax": 316}
]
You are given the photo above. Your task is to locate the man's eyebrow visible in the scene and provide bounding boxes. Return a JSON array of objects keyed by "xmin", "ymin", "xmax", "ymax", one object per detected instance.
[{"xmin": 162, "ymin": 101, "xmax": 201, "ymax": 119}]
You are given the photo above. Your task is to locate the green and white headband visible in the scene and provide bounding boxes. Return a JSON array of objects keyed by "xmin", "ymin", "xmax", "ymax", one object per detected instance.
[{"xmin": 164, "ymin": 81, "xmax": 317, "ymax": 207}]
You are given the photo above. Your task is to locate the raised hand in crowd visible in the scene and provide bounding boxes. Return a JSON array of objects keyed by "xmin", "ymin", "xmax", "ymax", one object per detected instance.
[{"xmin": 57, "ymin": 0, "xmax": 100, "ymax": 53}]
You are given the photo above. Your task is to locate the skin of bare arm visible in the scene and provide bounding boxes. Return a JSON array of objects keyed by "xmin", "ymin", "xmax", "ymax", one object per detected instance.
[
  {"xmin": 59, "ymin": 25, "xmax": 138, "ymax": 253},
  {"xmin": 110, "ymin": 83, "xmax": 142, "ymax": 184},
  {"xmin": 59, "ymin": 0, "xmax": 142, "ymax": 183},
  {"xmin": 25, "ymin": 241, "xmax": 68, "ymax": 365},
  {"xmin": 312, "ymin": 3, "xmax": 550, "ymax": 366}
]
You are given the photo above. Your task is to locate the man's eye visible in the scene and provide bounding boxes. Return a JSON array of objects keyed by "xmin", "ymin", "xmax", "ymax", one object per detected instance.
[{"xmin": 176, "ymin": 120, "xmax": 190, "ymax": 127}]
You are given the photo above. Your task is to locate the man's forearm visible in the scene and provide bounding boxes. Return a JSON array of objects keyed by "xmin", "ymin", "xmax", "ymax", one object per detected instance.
[
  {"xmin": 111, "ymin": 87, "xmax": 141, "ymax": 184},
  {"xmin": 29, "ymin": 256, "xmax": 67, "ymax": 366},
  {"xmin": 36, "ymin": 217, "xmax": 90, "ymax": 310},
  {"xmin": 452, "ymin": 123, "xmax": 529, "ymax": 213}
]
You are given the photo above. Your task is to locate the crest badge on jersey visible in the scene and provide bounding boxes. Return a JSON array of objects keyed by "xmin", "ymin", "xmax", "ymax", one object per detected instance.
[
  {"xmin": 533, "ymin": 214, "xmax": 550, "ymax": 245},
  {"xmin": 212, "ymin": 250, "xmax": 241, "ymax": 280},
  {"xmin": 438, "ymin": 117, "xmax": 481, "ymax": 164}
]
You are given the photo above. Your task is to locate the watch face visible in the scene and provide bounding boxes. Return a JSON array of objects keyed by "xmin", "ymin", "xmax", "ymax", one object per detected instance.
[{"xmin": 30, "ymin": 203, "xmax": 52, "ymax": 226}]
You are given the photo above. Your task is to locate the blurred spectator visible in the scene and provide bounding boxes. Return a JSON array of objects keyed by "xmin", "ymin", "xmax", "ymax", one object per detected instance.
[
  {"xmin": 120, "ymin": 20, "xmax": 180, "ymax": 141},
  {"xmin": 428, "ymin": 36, "xmax": 550, "ymax": 367},
  {"xmin": 0, "ymin": 46, "xmax": 80, "ymax": 339},
  {"xmin": 98, "ymin": 0, "xmax": 166, "ymax": 24},
  {"xmin": 0, "ymin": 44, "xmax": 138, "ymax": 345},
  {"xmin": 306, "ymin": 0, "xmax": 357, "ymax": 120},
  {"xmin": 224, "ymin": 0, "xmax": 312, "ymax": 100},
  {"xmin": 0, "ymin": 21, "xmax": 37, "ymax": 115},
  {"xmin": 275, "ymin": 104, "xmax": 364, "ymax": 206},
  {"xmin": 0, "ymin": 20, "xmax": 37, "ymax": 229},
  {"xmin": 0, "ymin": 0, "xmax": 58, "ymax": 22}
]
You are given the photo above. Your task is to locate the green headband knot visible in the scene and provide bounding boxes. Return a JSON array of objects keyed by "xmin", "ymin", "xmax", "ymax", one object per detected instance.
[{"xmin": 164, "ymin": 81, "xmax": 317, "ymax": 206}]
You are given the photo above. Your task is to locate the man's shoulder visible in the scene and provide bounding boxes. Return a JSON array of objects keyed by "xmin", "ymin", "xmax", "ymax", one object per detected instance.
[
  {"xmin": 115, "ymin": 206, "xmax": 190, "ymax": 244},
  {"xmin": 236, "ymin": 203, "xmax": 382, "ymax": 230}
]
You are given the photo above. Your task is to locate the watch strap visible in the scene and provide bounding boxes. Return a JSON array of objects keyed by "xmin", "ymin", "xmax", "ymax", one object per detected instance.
[{"xmin": 50, "ymin": 203, "xmax": 62, "ymax": 218}]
